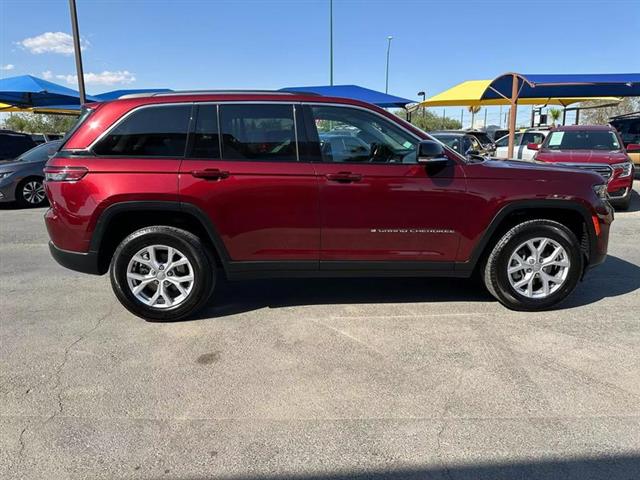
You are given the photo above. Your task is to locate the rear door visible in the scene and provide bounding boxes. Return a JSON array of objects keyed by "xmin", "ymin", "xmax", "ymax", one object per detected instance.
[
  {"xmin": 306, "ymin": 104, "xmax": 466, "ymax": 267},
  {"xmin": 179, "ymin": 102, "xmax": 320, "ymax": 267}
]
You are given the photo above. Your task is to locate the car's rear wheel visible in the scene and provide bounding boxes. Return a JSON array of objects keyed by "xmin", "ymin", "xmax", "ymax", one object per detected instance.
[
  {"xmin": 110, "ymin": 226, "xmax": 215, "ymax": 321},
  {"xmin": 483, "ymin": 219, "xmax": 583, "ymax": 311},
  {"xmin": 16, "ymin": 177, "xmax": 47, "ymax": 208}
]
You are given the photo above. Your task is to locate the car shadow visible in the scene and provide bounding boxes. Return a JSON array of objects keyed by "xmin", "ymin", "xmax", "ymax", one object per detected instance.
[
  {"xmin": 618, "ymin": 186, "xmax": 640, "ymax": 212},
  {"xmin": 192, "ymin": 255, "xmax": 639, "ymax": 319},
  {"xmin": 179, "ymin": 454, "xmax": 640, "ymax": 480}
]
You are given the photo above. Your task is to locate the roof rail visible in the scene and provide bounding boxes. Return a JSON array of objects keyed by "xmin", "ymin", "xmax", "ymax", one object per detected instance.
[{"xmin": 119, "ymin": 90, "xmax": 321, "ymax": 99}]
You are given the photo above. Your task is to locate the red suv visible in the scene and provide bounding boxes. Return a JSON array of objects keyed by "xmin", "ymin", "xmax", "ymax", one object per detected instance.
[
  {"xmin": 44, "ymin": 91, "xmax": 613, "ymax": 321},
  {"xmin": 532, "ymin": 125, "xmax": 635, "ymax": 210}
]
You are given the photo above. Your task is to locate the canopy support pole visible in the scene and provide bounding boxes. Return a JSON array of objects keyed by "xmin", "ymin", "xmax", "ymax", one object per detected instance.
[
  {"xmin": 68, "ymin": 0, "xmax": 86, "ymax": 105},
  {"xmin": 507, "ymin": 74, "xmax": 519, "ymax": 158}
]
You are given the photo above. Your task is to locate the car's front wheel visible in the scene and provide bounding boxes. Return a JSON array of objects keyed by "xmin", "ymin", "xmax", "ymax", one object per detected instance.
[
  {"xmin": 110, "ymin": 226, "xmax": 215, "ymax": 321},
  {"xmin": 483, "ymin": 219, "xmax": 583, "ymax": 311},
  {"xmin": 16, "ymin": 177, "xmax": 48, "ymax": 208}
]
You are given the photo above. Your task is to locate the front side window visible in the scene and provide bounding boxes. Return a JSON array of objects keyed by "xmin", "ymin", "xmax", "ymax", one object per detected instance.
[
  {"xmin": 93, "ymin": 105, "xmax": 191, "ymax": 157},
  {"xmin": 219, "ymin": 104, "xmax": 297, "ymax": 161},
  {"xmin": 544, "ymin": 130, "xmax": 621, "ymax": 151},
  {"xmin": 311, "ymin": 105, "xmax": 417, "ymax": 163},
  {"xmin": 496, "ymin": 133, "xmax": 523, "ymax": 148}
]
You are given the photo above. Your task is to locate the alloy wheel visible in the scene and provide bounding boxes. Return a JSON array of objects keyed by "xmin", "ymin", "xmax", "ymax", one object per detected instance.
[
  {"xmin": 126, "ymin": 244, "xmax": 195, "ymax": 309},
  {"xmin": 507, "ymin": 237, "xmax": 570, "ymax": 299},
  {"xmin": 22, "ymin": 180, "xmax": 46, "ymax": 205}
]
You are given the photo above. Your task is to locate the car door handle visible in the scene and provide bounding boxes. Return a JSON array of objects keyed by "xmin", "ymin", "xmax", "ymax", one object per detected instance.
[
  {"xmin": 191, "ymin": 168, "xmax": 230, "ymax": 180},
  {"xmin": 325, "ymin": 172, "xmax": 362, "ymax": 183}
]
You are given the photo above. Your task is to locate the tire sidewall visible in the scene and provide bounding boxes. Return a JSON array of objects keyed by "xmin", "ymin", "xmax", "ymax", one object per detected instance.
[
  {"xmin": 110, "ymin": 228, "xmax": 213, "ymax": 321},
  {"xmin": 493, "ymin": 223, "xmax": 582, "ymax": 310}
]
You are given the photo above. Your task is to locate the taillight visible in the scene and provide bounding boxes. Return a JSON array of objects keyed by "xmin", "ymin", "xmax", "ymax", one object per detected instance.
[{"xmin": 44, "ymin": 166, "xmax": 88, "ymax": 182}]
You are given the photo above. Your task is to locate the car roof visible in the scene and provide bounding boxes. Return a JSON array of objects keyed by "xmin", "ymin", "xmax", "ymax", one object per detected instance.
[
  {"xmin": 552, "ymin": 125, "xmax": 614, "ymax": 131},
  {"xmin": 430, "ymin": 131, "xmax": 468, "ymax": 137}
]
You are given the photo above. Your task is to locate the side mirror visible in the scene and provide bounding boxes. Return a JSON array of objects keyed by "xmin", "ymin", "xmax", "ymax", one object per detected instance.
[
  {"xmin": 418, "ymin": 140, "xmax": 448, "ymax": 164},
  {"xmin": 527, "ymin": 143, "xmax": 540, "ymax": 151},
  {"xmin": 626, "ymin": 143, "xmax": 640, "ymax": 153}
]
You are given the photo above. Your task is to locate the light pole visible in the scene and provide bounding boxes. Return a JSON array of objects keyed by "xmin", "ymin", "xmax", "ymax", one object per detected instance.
[
  {"xmin": 417, "ymin": 90, "xmax": 426, "ymax": 117},
  {"xmin": 385, "ymin": 35, "xmax": 393, "ymax": 93},
  {"xmin": 329, "ymin": 0, "xmax": 333, "ymax": 86},
  {"xmin": 68, "ymin": 0, "xmax": 86, "ymax": 105}
]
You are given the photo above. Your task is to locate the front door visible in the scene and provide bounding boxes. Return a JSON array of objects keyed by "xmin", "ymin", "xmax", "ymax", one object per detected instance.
[
  {"xmin": 305, "ymin": 104, "xmax": 467, "ymax": 268},
  {"xmin": 179, "ymin": 103, "xmax": 320, "ymax": 266}
]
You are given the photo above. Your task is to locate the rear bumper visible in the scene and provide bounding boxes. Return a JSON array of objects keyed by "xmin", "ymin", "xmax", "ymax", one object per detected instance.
[{"xmin": 49, "ymin": 241, "xmax": 101, "ymax": 275}]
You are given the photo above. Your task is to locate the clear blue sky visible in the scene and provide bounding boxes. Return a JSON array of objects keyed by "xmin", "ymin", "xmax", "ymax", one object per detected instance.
[{"xmin": 1, "ymin": 0, "xmax": 639, "ymax": 126}]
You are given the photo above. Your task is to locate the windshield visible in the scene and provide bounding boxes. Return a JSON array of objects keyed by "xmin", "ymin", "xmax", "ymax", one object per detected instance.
[
  {"xmin": 544, "ymin": 130, "xmax": 621, "ymax": 151},
  {"xmin": 16, "ymin": 140, "xmax": 63, "ymax": 162},
  {"xmin": 470, "ymin": 132, "xmax": 492, "ymax": 144}
]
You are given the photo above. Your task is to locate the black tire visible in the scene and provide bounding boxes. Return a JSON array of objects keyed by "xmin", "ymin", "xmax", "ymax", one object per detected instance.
[
  {"xmin": 110, "ymin": 226, "xmax": 215, "ymax": 322},
  {"xmin": 483, "ymin": 219, "xmax": 583, "ymax": 311},
  {"xmin": 16, "ymin": 177, "xmax": 48, "ymax": 208}
]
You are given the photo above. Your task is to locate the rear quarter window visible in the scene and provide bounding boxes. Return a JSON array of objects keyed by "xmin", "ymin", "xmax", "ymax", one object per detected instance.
[{"xmin": 93, "ymin": 104, "xmax": 191, "ymax": 157}]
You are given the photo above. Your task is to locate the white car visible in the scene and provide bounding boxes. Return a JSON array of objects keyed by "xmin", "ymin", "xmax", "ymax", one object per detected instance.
[{"xmin": 494, "ymin": 129, "xmax": 549, "ymax": 160}]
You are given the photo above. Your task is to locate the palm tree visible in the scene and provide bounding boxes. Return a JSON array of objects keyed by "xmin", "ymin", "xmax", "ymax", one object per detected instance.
[
  {"xmin": 468, "ymin": 106, "xmax": 481, "ymax": 128},
  {"xmin": 548, "ymin": 108, "xmax": 562, "ymax": 126}
]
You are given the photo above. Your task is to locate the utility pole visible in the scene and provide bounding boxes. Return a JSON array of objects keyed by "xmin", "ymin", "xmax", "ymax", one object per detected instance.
[
  {"xmin": 68, "ymin": 0, "xmax": 86, "ymax": 104},
  {"xmin": 385, "ymin": 36, "xmax": 393, "ymax": 94},
  {"xmin": 329, "ymin": 0, "xmax": 333, "ymax": 85},
  {"xmin": 417, "ymin": 91, "xmax": 426, "ymax": 117},
  {"xmin": 484, "ymin": 109, "xmax": 487, "ymax": 128}
]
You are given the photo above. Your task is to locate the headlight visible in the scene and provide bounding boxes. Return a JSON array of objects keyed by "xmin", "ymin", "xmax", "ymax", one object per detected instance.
[
  {"xmin": 593, "ymin": 184, "xmax": 608, "ymax": 200},
  {"xmin": 612, "ymin": 162, "xmax": 633, "ymax": 178},
  {"xmin": 0, "ymin": 172, "xmax": 13, "ymax": 180}
]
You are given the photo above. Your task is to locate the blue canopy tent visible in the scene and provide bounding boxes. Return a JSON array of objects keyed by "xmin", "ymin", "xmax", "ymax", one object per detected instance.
[
  {"xmin": 0, "ymin": 74, "xmax": 99, "ymax": 108},
  {"xmin": 487, "ymin": 73, "xmax": 640, "ymax": 157},
  {"xmin": 281, "ymin": 85, "xmax": 413, "ymax": 108}
]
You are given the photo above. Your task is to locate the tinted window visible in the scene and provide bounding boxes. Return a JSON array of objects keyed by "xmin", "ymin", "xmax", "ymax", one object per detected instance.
[
  {"xmin": 522, "ymin": 132, "xmax": 545, "ymax": 145},
  {"xmin": 16, "ymin": 140, "xmax": 63, "ymax": 163},
  {"xmin": 312, "ymin": 105, "xmax": 417, "ymax": 163},
  {"xmin": 495, "ymin": 133, "xmax": 522, "ymax": 147},
  {"xmin": 0, "ymin": 134, "xmax": 37, "ymax": 160},
  {"xmin": 219, "ymin": 104, "xmax": 297, "ymax": 161},
  {"xmin": 432, "ymin": 135, "xmax": 462, "ymax": 152},
  {"xmin": 189, "ymin": 104, "xmax": 220, "ymax": 159},
  {"xmin": 544, "ymin": 130, "xmax": 621, "ymax": 151},
  {"xmin": 93, "ymin": 105, "xmax": 191, "ymax": 156}
]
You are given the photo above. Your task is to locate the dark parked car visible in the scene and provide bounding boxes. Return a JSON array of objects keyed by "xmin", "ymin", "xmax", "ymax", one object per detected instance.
[
  {"xmin": 0, "ymin": 130, "xmax": 37, "ymax": 162},
  {"xmin": 0, "ymin": 140, "xmax": 62, "ymax": 207},
  {"xmin": 430, "ymin": 131, "xmax": 491, "ymax": 158},
  {"xmin": 44, "ymin": 91, "xmax": 612, "ymax": 321}
]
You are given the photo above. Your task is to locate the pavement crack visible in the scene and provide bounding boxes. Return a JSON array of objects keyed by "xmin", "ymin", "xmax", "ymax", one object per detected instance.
[
  {"xmin": 436, "ymin": 367, "xmax": 465, "ymax": 480},
  {"xmin": 46, "ymin": 304, "xmax": 115, "ymax": 421}
]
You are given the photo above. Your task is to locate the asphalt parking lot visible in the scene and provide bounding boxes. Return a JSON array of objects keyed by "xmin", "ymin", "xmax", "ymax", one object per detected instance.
[{"xmin": 1, "ymin": 182, "xmax": 639, "ymax": 480}]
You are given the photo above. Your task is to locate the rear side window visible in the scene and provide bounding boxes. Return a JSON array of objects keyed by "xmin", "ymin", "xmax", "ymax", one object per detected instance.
[
  {"xmin": 522, "ymin": 132, "xmax": 545, "ymax": 145},
  {"xmin": 93, "ymin": 105, "xmax": 191, "ymax": 157},
  {"xmin": 219, "ymin": 104, "xmax": 297, "ymax": 161},
  {"xmin": 188, "ymin": 104, "xmax": 220, "ymax": 159}
]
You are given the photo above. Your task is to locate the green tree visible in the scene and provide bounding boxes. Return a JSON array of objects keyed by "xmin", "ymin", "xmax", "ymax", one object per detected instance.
[
  {"xmin": 1, "ymin": 112, "xmax": 78, "ymax": 134},
  {"xmin": 395, "ymin": 109, "xmax": 462, "ymax": 131},
  {"xmin": 548, "ymin": 108, "xmax": 562, "ymax": 126}
]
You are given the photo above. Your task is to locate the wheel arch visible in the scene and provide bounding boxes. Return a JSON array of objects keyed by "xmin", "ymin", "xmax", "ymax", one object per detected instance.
[
  {"xmin": 90, "ymin": 201, "xmax": 230, "ymax": 275},
  {"xmin": 463, "ymin": 200, "xmax": 596, "ymax": 276}
]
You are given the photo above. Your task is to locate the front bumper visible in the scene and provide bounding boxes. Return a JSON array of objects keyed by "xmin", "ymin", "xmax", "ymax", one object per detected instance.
[
  {"xmin": 49, "ymin": 241, "xmax": 101, "ymax": 275},
  {"xmin": 586, "ymin": 202, "xmax": 614, "ymax": 271}
]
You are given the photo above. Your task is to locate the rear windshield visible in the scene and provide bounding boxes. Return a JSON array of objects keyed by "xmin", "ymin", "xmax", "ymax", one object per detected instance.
[
  {"xmin": 544, "ymin": 130, "xmax": 621, "ymax": 151},
  {"xmin": 470, "ymin": 132, "xmax": 492, "ymax": 144},
  {"xmin": 0, "ymin": 134, "xmax": 37, "ymax": 160}
]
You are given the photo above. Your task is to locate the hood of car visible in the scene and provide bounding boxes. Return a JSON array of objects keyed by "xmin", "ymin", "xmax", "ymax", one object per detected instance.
[
  {"xmin": 535, "ymin": 149, "xmax": 629, "ymax": 165},
  {"xmin": 0, "ymin": 159, "xmax": 44, "ymax": 172},
  {"xmin": 476, "ymin": 158, "xmax": 604, "ymax": 184}
]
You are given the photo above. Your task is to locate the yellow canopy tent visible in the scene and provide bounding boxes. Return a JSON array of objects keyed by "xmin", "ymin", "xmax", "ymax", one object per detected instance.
[
  {"xmin": 412, "ymin": 80, "xmax": 620, "ymax": 109},
  {"xmin": 0, "ymin": 103, "xmax": 80, "ymax": 115}
]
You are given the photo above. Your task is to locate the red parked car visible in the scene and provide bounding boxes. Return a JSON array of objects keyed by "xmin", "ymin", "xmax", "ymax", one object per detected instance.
[
  {"xmin": 532, "ymin": 125, "xmax": 635, "ymax": 210},
  {"xmin": 44, "ymin": 91, "xmax": 613, "ymax": 321}
]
